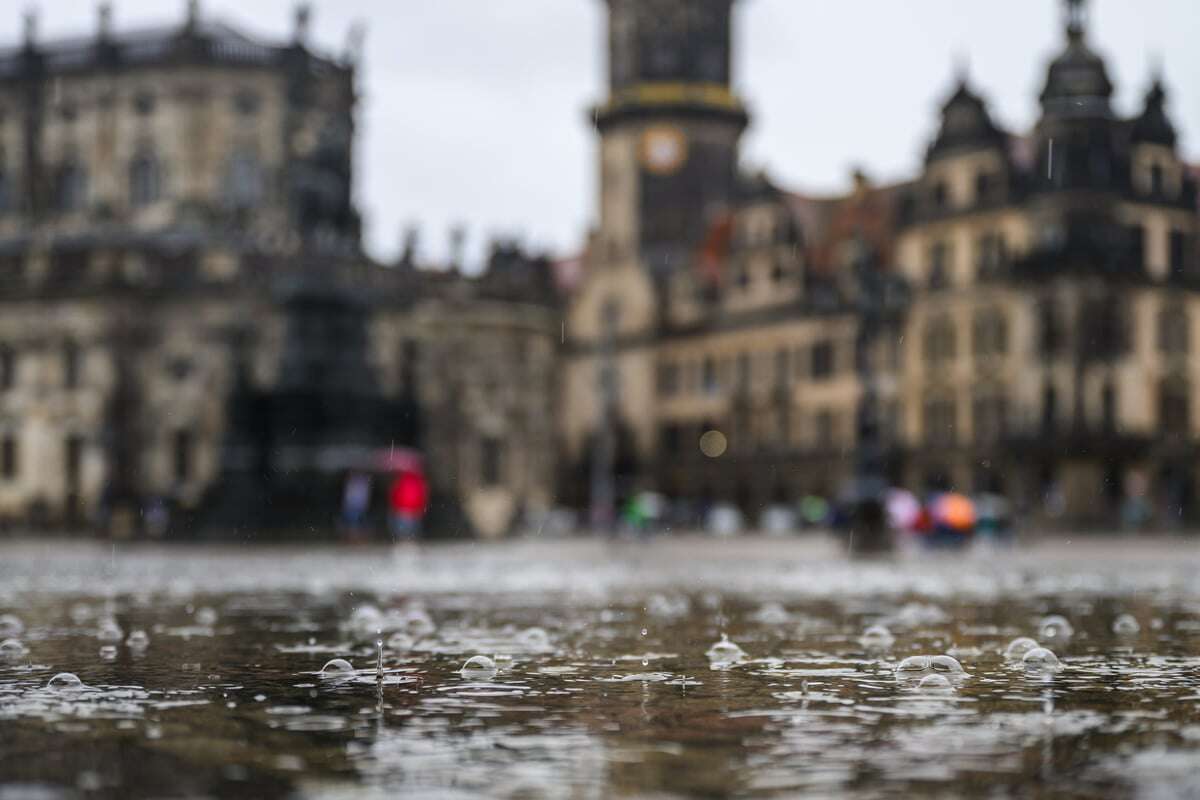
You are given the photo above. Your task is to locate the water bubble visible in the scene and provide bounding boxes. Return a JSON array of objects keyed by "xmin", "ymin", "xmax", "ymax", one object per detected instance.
[
  {"xmin": 1004, "ymin": 636, "xmax": 1040, "ymax": 661},
  {"xmin": 1038, "ymin": 615, "xmax": 1074, "ymax": 641},
  {"xmin": 0, "ymin": 613, "xmax": 24, "ymax": 637},
  {"xmin": 460, "ymin": 655, "xmax": 498, "ymax": 679},
  {"xmin": 640, "ymin": 628, "xmax": 648, "ymax": 637},
  {"xmin": 895, "ymin": 655, "xmax": 931, "ymax": 674},
  {"xmin": 0, "ymin": 638, "xmax": 28, "ymax": 660},
  {"xmin": 860, "ymin": 624, "xmax": 895, "ymax": 650},
  {"xmin": 99, "ymin": 645, "xmax": 118, "ymax": 660},
  {"xmin": 916, "ymin": 673, "xmax": 955, "ymax": 694},
  {"xmin": 751, "ymin": 602, "xmax": 791, "ymax": 625},
  {"xmin": 126, "ymin": 630, "xmax": 150, "ymax": 649},
  {"xmin": 1112, "ymin": 614, "xmax": 1140, "ymax": 635},
  {"xmin": 69, "ymin": 603, "xmax": 93, "ymax": 625},
  {"xmin": 320, "ymin": 658, "xmax": 355, "ymax": 676},
  {"xmin": 929, "ymin": 655, "xmax": 964, "ymax": 674},
  {"xmin": 705, "ymin": 634, "xmax": 747, "ymax": 666},
  {"xmin": 96, "ymin": 619, "xmax": 124, "ymax": 642},
  {"xmin": 1022, "ymin": 647, "xmax": 1063, "ymax": 674},
  {"xmin": 47, "ymin": 672, "xmax": 84, "ymax": 691},
  {"xmin": 194, "ymin": 607, "xmax": 218, "ymax": 626},
  {"xmin": 517, "ymin": 627, "xmax": 552, "ymax": 651}
]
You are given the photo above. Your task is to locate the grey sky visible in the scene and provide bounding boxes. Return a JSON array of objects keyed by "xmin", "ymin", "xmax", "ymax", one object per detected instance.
[{"xmin": 6, "ymin": 1, "xmax": 1199, "ymax": 266}]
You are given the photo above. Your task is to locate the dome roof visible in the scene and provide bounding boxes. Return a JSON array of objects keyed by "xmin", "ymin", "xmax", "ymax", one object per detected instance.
[
  {"xmin": 926, "ymin": 78, "xmax": 1006, "ymax": 162},
  {"xmin": 1039, "ymin": 0, "xmax": 1113, "ymax": 119},
  {"xmin": 1131, "ymin": 78, "xmax": 1177, "ymax": 147}
]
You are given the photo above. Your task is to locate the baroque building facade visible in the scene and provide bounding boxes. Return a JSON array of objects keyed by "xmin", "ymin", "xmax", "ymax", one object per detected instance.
[
  {"xmin": 0, "ymin": 4, "xmax": 560, "ymax": 538},
  {"xmin": 563, "ymin": 0, "xmax": 1200, "ymax": 527}
]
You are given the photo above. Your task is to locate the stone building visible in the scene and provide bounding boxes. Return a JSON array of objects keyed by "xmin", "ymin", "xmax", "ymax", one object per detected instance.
[
  {"xmin": 563, "ymin": 0, "xmax": 1200, "ymax": 527},
  {"xmin": 0, "ymin": 4, "xmax": 560, "ymax": 538}
]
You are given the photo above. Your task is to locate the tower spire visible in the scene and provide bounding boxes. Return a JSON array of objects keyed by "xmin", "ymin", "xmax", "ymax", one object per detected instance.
[{"xmin": 1065, "ymin": 0, "xmax": 1087, "ymax": 40}]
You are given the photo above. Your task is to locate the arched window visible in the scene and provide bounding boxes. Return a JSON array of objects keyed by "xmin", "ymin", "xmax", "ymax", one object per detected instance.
[
  {"xmin": 54, "ymin": 162, "xmax": 87, "ymax": 213},
  {"xmin": 62, "ymin": 340, "xmax": 80, "ymax": 390},
  {"xmin": 923, "ymin": 395, "xmax": 958, "ymax": 445},
  {"xmin": 923, "ymin": 316, "xmax": 957, "ymax": 364},
  {"xmin": 1158, "ymin": 305, "xmax": 1190, "ymax": 355},
  {"xmin": 129, "ymin": 153, "xmax": 162, "ymax": 207},
  {"xmin": 224, "ymin": 151, "xmax": 263, "ymax": 210}
]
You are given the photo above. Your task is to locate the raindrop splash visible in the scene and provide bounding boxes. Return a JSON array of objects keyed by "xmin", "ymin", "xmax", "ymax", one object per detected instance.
[
  {"xmin": 1112, "ymin": 614, "xmax": 1140, "ymax": 635},
  {"xmin": 705, "ymin": 634, "xmax": 747, "ymax": 666},
  {"xmin": 1038, "ymin": 615, "xmax": 1074, "ymax": 641}
]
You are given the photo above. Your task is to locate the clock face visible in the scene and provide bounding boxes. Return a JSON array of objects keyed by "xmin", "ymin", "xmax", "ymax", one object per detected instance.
[{"xmin": 640, "ymin": 126, "xmax": 688, "ymax": 175}]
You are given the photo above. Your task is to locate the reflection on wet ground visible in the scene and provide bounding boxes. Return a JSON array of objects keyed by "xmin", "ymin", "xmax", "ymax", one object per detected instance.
[{"xmin": 1, "ymin": 537, "xmax": 1199, "ymax": 798}]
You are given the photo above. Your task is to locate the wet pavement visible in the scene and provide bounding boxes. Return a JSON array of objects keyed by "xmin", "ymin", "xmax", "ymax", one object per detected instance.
[{"xmin": 1, "ymin": 535, "xmax": 1199, "ymax": 798}]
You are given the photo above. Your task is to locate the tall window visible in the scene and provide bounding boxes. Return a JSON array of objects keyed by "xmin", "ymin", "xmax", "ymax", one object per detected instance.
[
  {"xmin": 657, "ymin": 362, "xmax": 679, "ymax": 397},
  {"xmin": 972, "ymin": 310, "xmax": 1008, "ymax": 357},
  {"xmin": 976, "ymin": 233, "xmax": 1007, "ymax": 278},
  {"xmin": 225, "ymin": 151, "xmax": 264, "ymax": 210},
  {"xmin": 173, "ymin": 430, "xmax": 193, "ymax": 483},
  {"xmin": 480, "ymin": 436, "xmax": 502, "ymax": 487},
  {"xmin": 774, "ymin": 347, "xmax": 789, "ymax": 388},
  {"xmin": 974, "ymin": 171, "xmax": 996, "ymax": 204},
  {"xmin": 736, "ymin": 353, "xmax": 751, "ymax": 388},
  {"xmin": 923, "ymin": 397, "xmax": 958, "ymax": 445},
  {"xmin": 1159, "ymin": 378, "xmax": 1190, "ymax": 435},
  {"xmin": 0, "ymin": 434, "xmax": 16, "ymax": 481},
  {"xmin": 1127, "ymin": 225, "xmax": 1146, "ymax": 270},
  {"xmin": 931, "ymin": 181, "xmax": 949, "ymax": 211},
  {"xmin": 701, "ymin": 356, "xmax": 718, "ymax": 394},
  {"xmin": 1101, "ymin": 383, "xmax": 1117, "ymax": 433},
  {"xmin": 1169, "ymin": 231, "xmax": 1189, "ymax": 277},
  {"xmin": 54, "ymin": 162, "xmax": 88, "ymax": 213},
  {"xmin": 129, "ymin": 153, "xmax": 162, "ymax": 207},
  {"xmin": 1042, "ymin": 383, "xmax": 1058, "ymax": 433},
  {"xmin": 65, "ymin": 435, "xmax": 83, "ymax": 492},
  {"xmin": 923, "ymin": 317, "xmax": 957, "ymax": 364},
  {"xmin": 1038, "ymin": 299, "xmax": 1062, "ymax": 358},
  {"xmin": 1149, "ymin": 164, "xmax": 1165, "ymax": 196},
  {"xmin": 815, "ymin": 409, "xmax": 834, "ymax": 449},
  {"xmin": 972, "ymin": 394, "xmax": 1007, "ymax": 443},
  {"xmin": 0, "ymin": 346, "xmax": 14, "ymax": 391},
  {"xmin": 1158, "ymin": 306, "xmax": 1190, "ymax": 355},
  {"xmin": 0, "ymin": 168, "xmax": 9, "ymax": 215},
  {"xmin": 810, "ymin": 340, "xmax": 834, "ymax": 381},
  {"xmin": 63, "ymin": 341, "xmax": 81, "ymax": 390},
  {"xmin": 929, "ymin": 241, "xmax": 951, "ymax": 289}
]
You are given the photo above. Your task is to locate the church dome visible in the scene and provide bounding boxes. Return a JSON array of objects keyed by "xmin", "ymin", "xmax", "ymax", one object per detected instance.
[{"xmin": 1039, "ymin": 0, "xmax": 1113, "ymax": 119}]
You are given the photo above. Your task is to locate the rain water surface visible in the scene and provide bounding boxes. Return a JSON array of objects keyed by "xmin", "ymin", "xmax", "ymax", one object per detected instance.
[{"xmin": 1, "ymin": 537, "xmax": 1199, "ymax": 798}]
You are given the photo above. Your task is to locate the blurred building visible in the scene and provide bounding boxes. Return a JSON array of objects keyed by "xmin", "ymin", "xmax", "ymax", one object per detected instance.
[
  {"xmin": 564, "ymin": 0, "xmax": 1200, "ymax": 526},
  {"xmin": 0, "ymin": 3, "xmax": 559, "ymax": 537}
]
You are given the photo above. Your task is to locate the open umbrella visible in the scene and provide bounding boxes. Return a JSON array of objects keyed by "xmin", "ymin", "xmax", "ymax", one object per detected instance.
[{"xmin": 932, "ymin": 492, "xmax": 976, "ymax": 532}]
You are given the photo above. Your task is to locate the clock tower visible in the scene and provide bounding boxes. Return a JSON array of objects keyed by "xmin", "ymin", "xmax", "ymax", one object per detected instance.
[{"xmin": 594, "ymin": 0, "xmax": 748, "ymax": 275}]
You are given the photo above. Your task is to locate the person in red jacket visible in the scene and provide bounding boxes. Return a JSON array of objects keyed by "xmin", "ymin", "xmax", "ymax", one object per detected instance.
[{"xmin": 389, "ymin": 468, "xmax": 428, "ymax": 542}]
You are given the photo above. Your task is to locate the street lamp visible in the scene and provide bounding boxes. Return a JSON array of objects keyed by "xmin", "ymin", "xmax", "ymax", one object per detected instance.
[{"xmin": 843, "ymin": 233, "xmax": 907, "ymax": 555}]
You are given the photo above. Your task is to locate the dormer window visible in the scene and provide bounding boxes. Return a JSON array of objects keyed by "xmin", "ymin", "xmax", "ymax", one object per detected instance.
[
  {"xmin": 1149, "ymin": 163, "xmax": 1164, "ymax": 196},
  {"xmin": 931, "ymin": 182, "xmax": 949, "ymax": 211}
]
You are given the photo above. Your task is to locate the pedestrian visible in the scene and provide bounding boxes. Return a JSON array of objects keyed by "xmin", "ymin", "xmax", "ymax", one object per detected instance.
[
  {"xmin": 389, "ymin": 468, "xmax": 428, "ymax": 542},
  {"xmin": 341, "ymin": 472, "xmax": 372, "ymax": 541}
]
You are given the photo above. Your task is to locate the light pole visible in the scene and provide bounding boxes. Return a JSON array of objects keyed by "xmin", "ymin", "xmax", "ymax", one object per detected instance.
[{"xmin": 589, "ymin": 301, "xmax": 618, "ymax": 533}]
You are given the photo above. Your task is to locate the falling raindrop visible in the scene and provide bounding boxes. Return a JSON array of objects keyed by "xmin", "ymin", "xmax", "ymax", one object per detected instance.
[
  {"xmin": 1038, "ymin": 615, "xmax": 1074, "ymax": 641},
  {"xmin": 705, "ymin": 634, "xmax": 747, "ymax": 666},
  {"xmin": 460, "ymin": 655, "xmax": 498, "ymax": 678},
  {"xmin": 517, "ymin": 627, "xmax": 552, "ymax": 650},
  {"xmin": 1004, "ymin": 636, "xmax": 1040, "ymax": 661},
  {"xmin": 320, "ymin": 658, "xmax": 355, "ymax": 676},
  {"xmin": 47, "ymin": 672, "xmax": 84, "ymax": 691},
  {"xmin": 860, "ymin": 624, "xmax": 895, "ymax": 650},
  {"xmin": 1112, "ymin": 614, "xmax": 1140, "ymax": 635},
  {"xmin": 1022, "ymin": 647, "xmax": 1063, "ymax": 674}
]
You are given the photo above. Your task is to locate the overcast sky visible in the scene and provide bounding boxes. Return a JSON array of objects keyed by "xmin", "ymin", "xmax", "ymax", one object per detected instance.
[{"xmin": 6, "ymin": 1, "xmax": 1199, "ymax": 266}]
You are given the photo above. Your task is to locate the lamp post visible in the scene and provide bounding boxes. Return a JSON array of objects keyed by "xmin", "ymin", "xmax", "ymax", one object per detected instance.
[
  {"xmin": 844, "ymin": 234, "xmax": 904, "ymax": 555},
  {"xmin": 589, "ymin": 301, "xmax": 619, "ymax": 533}
]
